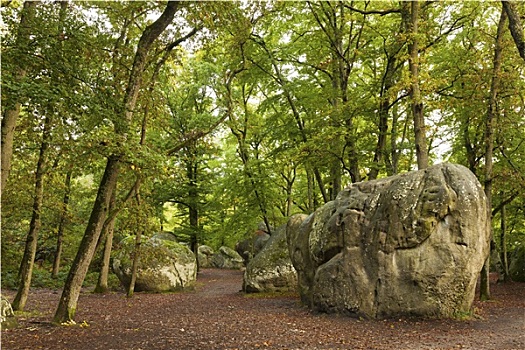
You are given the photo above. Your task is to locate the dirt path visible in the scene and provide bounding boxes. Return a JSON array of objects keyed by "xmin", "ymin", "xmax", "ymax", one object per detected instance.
[{"xmin": 2, "ymin": 269, "xmax": 524, "ymax": 350}]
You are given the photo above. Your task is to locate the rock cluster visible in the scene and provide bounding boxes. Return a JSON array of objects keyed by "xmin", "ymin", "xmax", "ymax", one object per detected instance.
[{"xmin": 210, "ymin": 246, "xmax": 244, "ymax": 270}]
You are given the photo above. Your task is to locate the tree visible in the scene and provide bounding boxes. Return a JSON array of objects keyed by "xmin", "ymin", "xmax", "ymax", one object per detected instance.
[
  {"xmin": 11, "ymin": 114, "xmax": 52, "ymax": 311},
  {"xmin": 53, "ymin": 1, "xmax": 181, "ymax": 324},
  {"xmin": 11, "ymin": 0, "xmax": 70, "ymax": 311},
  {"xmin": 480, "ymin": 6, "xmax": 507, "ymax": 300}
]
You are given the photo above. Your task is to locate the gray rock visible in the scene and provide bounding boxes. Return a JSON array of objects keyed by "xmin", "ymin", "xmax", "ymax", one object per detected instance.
[
  {"xmin": 235, "ymin": 231, "xmax": 271, "ymax": 264},
  {"xmin": 113, "ymin": 235, "xmax": 197, "ymax": 292},
  {"xmin": 198, "ymin": 245, "xmax": 215, "ymax": 268},
  {"xmin": 243, "ymin": 221, "xmax": 302, "ymax": 293},
  {"xmin": 509, "ymin": 245, "xmax": 525, "ymax": 282},
  {"xmin": 287, "ymin": 163, "xmax": 491, "ymax": 319},
  {"xmin": 211, "ymin": 246, "xmax": 244, "ymax": 269},
  {"xmin": 152, "ymin": 231, "xmax": 178, "ymax": 242},
  {"xmin": 1, "ymin": 296, "xmax": 17, "ymax": 329}
]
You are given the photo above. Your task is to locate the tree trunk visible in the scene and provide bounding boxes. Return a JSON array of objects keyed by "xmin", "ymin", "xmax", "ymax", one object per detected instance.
[
  {"xmin": 53, "ymin": 1, "xmax": 179, "ymax": 324},
  {"xmin": 502, "ymin": 1, "xmax": 525, "ymax": 62},
  {"xmin": 12, "ymin": 114, "xmax": 51, "ymax": 311},
  {"xmin": 52, "ymin": 168, "xmax": 72, "ymax": 278},
  {"xmin": 369, "ymin": 54, "xmax": 397, "ymax": 180},
  {"xmin": 188, "ymin": 160, "xmax": 200, "ymax": 269},
  {"xmin": 1, "ymin": 0, "xmax": 39, "ymax": 194},
  {"xmin": 94, "ymin": 190, "xmax": 116, "ymax": 293},
  {"xmin": 307, "ymin": 167, "xmax": 315, "ymax": 212},
  {"xmin": 500, "ymin": 203, "xmax": 509, "ymax": 281},
  {"xmin": 127, "ymin": 192, "xmax": 144, "ymax": 299},
  {"xmin": 408, "ymin": 1, "xmax": 429, "ymax": 170},
  {"xmin": 369, "ymin": 14, "xmax": 404, "ymax": 180},
  {"xmin": 480, "ymin": 7, "xmax": 507, "ymax": 301}
]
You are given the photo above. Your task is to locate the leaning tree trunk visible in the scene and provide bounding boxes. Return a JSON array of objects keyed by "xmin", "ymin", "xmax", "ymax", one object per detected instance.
[
  {"xmin": 1, "ymin": 1, "xmax": 39, "ymax": 194},
  {"xmin": 480, "ymin": 7, "xmax": 507, "ymax": 301},
  {"xmin": 53, "ymin": 1, "xmax": 180, "ymax": 324},
  {"xmin": 53, "ymin": 156, "xmax": 120, "ymax": 323},
  {"xmin": 12, "ymin": 114, "xmax": 51, "ymax": 311},
  {"xmin": 407, "ymin": 1, "xmax": 429, "ymax": 170}
]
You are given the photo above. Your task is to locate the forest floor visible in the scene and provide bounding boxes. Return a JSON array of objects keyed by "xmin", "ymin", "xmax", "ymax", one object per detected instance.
[{"xmin": 2, "ymin": 269, "xmax": 524, "ymax": 350}]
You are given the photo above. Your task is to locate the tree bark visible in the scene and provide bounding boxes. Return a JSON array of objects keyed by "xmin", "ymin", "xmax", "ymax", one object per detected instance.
[
  {"xmin": 1, "ymin": 0, "xmax": 39, "ymax": 194},
  {"xmin": 188, "ymin": 159, "xmax": 200, "ymax": 269},
  {"xmin": 127, "ymin": 192, "xmax": 144, "ymax": 298},
  {"xmin": 500, "ymin": 203, "xmax": 509, "ymax": 281},
  {"xmin": 94, "ymin": 190, "xmax": 116, "ymax": 293},
  {"xmin": 53, "ymin": 1, "xmax": 180, "ymax": 324},
  {"xmin": 502, "ymin": 1, "xmax": 525, "ymax": 62},
  {"xmin": 480, "ymin": 7, "xmax": 507, "ymax": 301},
  {"xmin": 408, "ymin": 1, "xmax": 429, "ymax": 170},
  {"xmin": 52, "ymin": 168, "xmax": 72, "ymax": 278},
  {"xmin": 12, "ymin": 114, "xmax": 51, "ymax": 311}
]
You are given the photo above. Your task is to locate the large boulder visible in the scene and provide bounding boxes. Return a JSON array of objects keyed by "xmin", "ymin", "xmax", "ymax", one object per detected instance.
[
  {"xmin": 113, "ymin": 234, "xmax": 197, "ymax": 292},
  {"xmin": 211, "ymin": 246, "xmax": 244, "ymax": 269},
  {"xmin": 287, "ymin": 163, "xmax": 491, "ymax": 319},
  {"xmin": 243, "ymin": 220, "xmax": 302, "ymax": 293},
  {"xmin": 198, "ymin": 245, "xmax": 215, "ymax": 268},
  {"xmin": 509, "ymin": 245, "xmax": 525, "ymax": 282}
]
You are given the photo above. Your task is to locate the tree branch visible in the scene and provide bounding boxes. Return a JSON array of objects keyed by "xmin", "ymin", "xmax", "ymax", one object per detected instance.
[{"xmin": 502, "ymin": 1, "xmax": 525, "ymax": 62}]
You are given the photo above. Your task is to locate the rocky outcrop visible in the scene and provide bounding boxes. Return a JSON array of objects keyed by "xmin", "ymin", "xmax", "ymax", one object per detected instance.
[
  {"xmin": 243, "ymin": 220, "xmax": 302, "ymax": 293},
  {"xmin": 113, "ymin": 234, "xmax": 197, "ymax": 292},
  {"xmin": 198, "ymin": 245, "xmax": 215, "ymax": 268},
  {"xmin": 287, "ymin": 163, "xmax": 491, "ymax": 319},
  {"xmin": 211, "ymin": 246, "xmax": 244, "ymax": 270}
]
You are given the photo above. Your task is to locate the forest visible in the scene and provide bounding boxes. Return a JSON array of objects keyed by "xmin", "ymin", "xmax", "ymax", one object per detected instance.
[{"xmin": 1, "ymin": 0, "xmax": 524, "ymax": 327}]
